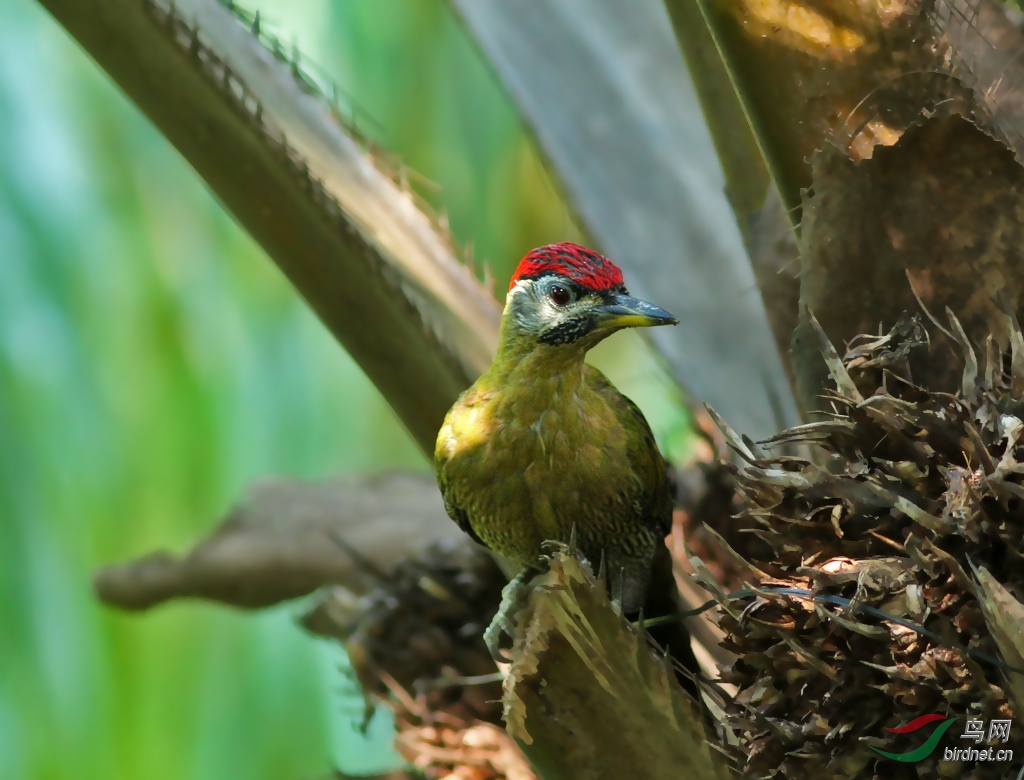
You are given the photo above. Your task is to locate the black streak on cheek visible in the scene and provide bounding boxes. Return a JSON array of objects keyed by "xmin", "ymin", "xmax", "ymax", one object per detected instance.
[{"xmin": 538, "ymin": 315, "xmax": 596, "ymax": 345}]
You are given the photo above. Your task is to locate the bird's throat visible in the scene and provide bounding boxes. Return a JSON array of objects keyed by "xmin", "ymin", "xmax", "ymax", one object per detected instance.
[
  {"xmin": 491, "ymin": 321, "xmax": 593, "ymax": 379},
  {"xmin": 485, "ymin": 345, "xmax": 591, "ymax": 423}
]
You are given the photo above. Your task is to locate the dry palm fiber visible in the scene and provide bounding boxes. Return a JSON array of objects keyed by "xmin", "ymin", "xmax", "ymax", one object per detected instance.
[
  {"xmin": 301, "ymin": 541, "xmax": 534, "ymax": 779},
  {"xmin": 709, "ymin": 312, "xmax": 1024, "ymax": 779},
  {"xmin": 674, "ymin": 457, "xmax": 766, "ymax": 594}
]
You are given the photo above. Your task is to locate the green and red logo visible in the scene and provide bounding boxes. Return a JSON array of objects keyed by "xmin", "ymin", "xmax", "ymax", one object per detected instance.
[{"xmin": 871, "ymin": 714, "xmax": 957, "ymax": 763}]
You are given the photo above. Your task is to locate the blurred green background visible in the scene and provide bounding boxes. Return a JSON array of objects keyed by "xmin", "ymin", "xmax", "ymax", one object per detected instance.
[{"xmin": 0, "ymin": 1, "xmax": 691, "ymax": 778}]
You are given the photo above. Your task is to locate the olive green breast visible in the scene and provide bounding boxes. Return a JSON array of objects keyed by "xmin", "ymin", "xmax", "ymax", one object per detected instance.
[{"xmin": 434, "ymin": 363, "xmax": 671, "ymax": 570}]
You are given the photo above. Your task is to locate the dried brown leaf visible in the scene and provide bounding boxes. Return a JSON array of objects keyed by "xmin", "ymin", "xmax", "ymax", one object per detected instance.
[
  {"xmin": 973, "ymin": 566, "xmax": 1024, "ymax": 727},
  {"xmin": 94, "ymin": 472, "xmax": 466, "ymax": 610},
  {"xmin": 503, "ymin": 551, "xmax": 731, "ymax": 780}
]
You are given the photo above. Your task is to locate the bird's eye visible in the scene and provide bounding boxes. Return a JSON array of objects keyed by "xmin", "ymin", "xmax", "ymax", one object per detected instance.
[{"xmin": 549, "ymin": 285, "xmax": 571, "ymax": 305}]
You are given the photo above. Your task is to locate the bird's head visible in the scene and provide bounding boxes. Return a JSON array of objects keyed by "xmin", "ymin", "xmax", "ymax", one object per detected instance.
[{"xmin": 500, "ymin": 243, "xmax": 677, "ymax": 355}]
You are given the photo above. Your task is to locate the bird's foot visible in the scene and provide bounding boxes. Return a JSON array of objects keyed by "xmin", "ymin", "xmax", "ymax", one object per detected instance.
[{"xmin": 484, "ymin": 569, "xmax": 533, "ymax": 663}]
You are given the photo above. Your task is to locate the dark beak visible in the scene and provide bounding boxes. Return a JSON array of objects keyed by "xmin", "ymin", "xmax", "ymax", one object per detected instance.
[{"xmin": 595, "ymin": 292, "xmax": 678, "ymax": 329}]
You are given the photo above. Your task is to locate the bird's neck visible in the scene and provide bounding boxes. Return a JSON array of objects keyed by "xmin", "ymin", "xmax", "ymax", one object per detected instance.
[
  {"xmin": 489, "ymin": 325, "xmax": 590, "ymax": 383},
  {"xmin": 478, "ymin": 330, "xmax": 595, "ymax": 422}
]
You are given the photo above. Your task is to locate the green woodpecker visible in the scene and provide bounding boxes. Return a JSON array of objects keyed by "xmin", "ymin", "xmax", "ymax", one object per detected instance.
[{"xmin": 435, "ymin": 242, "xmax": 688, "ymax": 660}]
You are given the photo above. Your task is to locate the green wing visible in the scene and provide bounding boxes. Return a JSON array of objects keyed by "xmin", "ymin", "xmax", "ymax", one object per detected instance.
[
  {"xmin": 434, "ymin": 411, "xmax": 486, "ymax": 547},
  {"xmin": 439, "ymin": 479, "xmax": 485, "ymax": 546},
  {"xmin": 586, "ymin": 366, "xmax": 674, "ymax": 538}
]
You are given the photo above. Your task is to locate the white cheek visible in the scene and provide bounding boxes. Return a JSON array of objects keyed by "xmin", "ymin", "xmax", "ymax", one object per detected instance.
[
  {"xmin": 508, "ymin": 279, "xmax": 530, "ymax": 298},
  {"xmin": 507, "ymin": 285, "xmax": 549, "ymax": 331}
]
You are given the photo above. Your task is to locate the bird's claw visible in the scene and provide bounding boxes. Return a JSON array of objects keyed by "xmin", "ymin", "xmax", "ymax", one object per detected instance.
[{"xmin": 484, "ymin": 569, "xmax": 532, "ymax": 662}]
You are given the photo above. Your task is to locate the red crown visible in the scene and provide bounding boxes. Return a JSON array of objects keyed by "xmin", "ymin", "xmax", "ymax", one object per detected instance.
[{"xmin": 508, "ymin": 242, "xmax": 624, "ymax": 293}]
